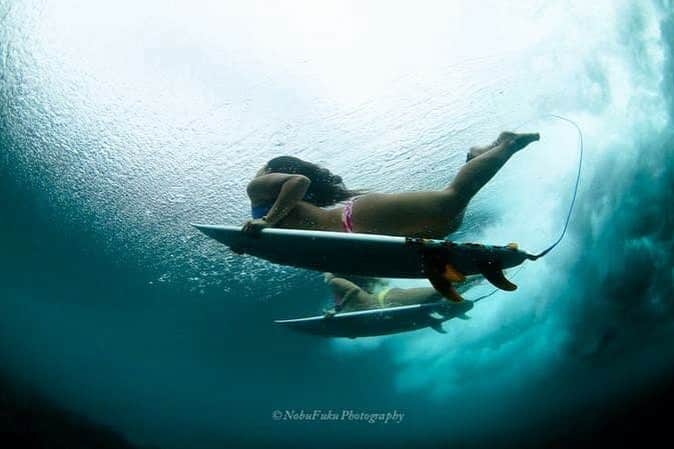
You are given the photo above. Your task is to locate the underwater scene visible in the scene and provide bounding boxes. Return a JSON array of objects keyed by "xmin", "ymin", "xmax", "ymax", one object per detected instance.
[{"xmin": 1, "ymin": 1, "xmax": 673, "ymax": 448}]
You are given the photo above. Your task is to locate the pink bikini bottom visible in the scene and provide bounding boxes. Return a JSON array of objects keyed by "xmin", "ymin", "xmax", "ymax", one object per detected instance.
[{"xmin": 341, "ymin": 200, "xmax": 354, "ymax": 233}]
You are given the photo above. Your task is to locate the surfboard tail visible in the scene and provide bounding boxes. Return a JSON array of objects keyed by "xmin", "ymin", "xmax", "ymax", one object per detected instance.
[{"xmin": 422, "ymin": 248, "xmax": 520, "ymax": 301}]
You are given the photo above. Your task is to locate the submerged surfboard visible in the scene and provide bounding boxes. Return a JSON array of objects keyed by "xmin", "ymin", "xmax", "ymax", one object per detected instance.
[
  {"xmin": 192, "ymin": 224, "xmax": 534, "ymax": 300},
  {"xmin": 193, "ymin": 225, "xmax": 530, "ymax": 277},
  {"xmin": 274, "ymin": 300, "xmax": 474, "ymax": 338}
]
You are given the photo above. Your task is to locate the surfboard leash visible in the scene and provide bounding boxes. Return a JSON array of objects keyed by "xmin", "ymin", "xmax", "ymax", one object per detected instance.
[{"xmin": 526, "ymin": 114, "xmax": 584, "ymax": 261}]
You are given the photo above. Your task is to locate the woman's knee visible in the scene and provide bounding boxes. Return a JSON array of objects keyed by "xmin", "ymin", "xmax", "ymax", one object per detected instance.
[{"xmin": 441, "ymin": 189, "xmax": 470, "ymax": 216}]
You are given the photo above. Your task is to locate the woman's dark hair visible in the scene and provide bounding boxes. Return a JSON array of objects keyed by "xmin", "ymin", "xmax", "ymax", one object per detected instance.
[{"xmin": 266, "ymin": 156, "xmax": 364, "ymax": 207}]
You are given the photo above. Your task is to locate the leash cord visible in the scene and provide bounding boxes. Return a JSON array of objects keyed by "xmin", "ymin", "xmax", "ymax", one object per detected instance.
[{"xmin": 528, "ymin": 114, "xmax": 583, "ymax": 260}]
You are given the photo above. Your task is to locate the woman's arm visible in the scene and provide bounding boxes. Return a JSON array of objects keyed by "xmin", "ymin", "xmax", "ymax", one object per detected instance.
[
  {"xmin": 243, "ymin": 173, "xmax": 310, "ymax": 233},
  {"xmin": 324, "ymin": 274, "xmax": 363, "ymax": 310},
  {"xmin": 325, "ymin": 276, "xmax": 362, "ymax": 298},
  {"xmin": 261, "ymin": 175, "xmax": 310, "ymax": 226}
]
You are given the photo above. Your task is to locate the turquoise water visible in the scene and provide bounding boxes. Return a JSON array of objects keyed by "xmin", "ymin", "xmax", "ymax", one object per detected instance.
[{"xmin": 1, "ymin": 1, "xmax": 673, "ymax": 448}]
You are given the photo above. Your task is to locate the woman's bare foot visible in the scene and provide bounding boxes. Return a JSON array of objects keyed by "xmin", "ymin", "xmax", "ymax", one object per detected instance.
[
  {"xmin": 497, "ymin": 131, "xmax": 540, "ymax": 153},
  {"xmin": 466, "ymin": 131, "xmax": 540, "ymax": 161}
]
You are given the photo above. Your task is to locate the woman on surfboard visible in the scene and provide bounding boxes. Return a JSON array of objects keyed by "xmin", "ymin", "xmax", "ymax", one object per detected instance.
[
  {"xmin": 244, "ymin": 131, "xmax": 539, "ymax": 239},
  {"xmin": 321, "ymin": 273, "xmax": 479, "ymax": 316}
]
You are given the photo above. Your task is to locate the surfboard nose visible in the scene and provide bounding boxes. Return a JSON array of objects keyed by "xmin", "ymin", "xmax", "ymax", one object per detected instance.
[{"xmin": 191, "ymin": 223, "xmax": 217, "ymax": 238}]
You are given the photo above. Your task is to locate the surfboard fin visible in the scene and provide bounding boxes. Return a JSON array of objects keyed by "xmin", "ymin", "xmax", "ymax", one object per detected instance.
[
  {"xmin": 430, "ymin": 321, "xmax": 447, "ymax": 334},
  {"xmin": 429, "ymin": 311, "xmax": 444, "ymax": 320},
  {"xmin": 478, "ymin": 261, "xmax": 517, "ymax": 291},
  {"xmin": 442, "ymin": 264, "xmax": 465, "ymax": 283},
  {"xmin": 425, "ymin": 266, "xmax": 464, "ymax": 302},
  {"xmin": 422, "ymin": 253, "xmax": 465, "ymax": 303}
]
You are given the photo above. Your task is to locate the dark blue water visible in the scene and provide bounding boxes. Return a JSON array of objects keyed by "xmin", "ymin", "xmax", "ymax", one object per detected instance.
[{"xmin": 1, "ymin": 1, "xmax": 673, "ymax": 448}]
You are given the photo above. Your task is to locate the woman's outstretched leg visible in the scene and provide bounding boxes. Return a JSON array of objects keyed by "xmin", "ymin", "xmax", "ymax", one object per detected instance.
[
  {"xmin": 350, "ymin": 131, "xmax": 539, "ymax": 238},
  {"xmin": 447, "ymin": 131, "xmax": 540, "ymax": 208}
]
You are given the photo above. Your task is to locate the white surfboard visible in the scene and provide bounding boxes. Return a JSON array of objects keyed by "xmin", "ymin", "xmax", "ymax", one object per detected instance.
[
  {"xmin": 194, "ymin": 224, "xmax": 427, "ymax": 277},
  {"xmin": 191, "ymin": 224, "xmax": 532, "ymax": 280},
  {"xmin": 274, "ymin": 300, "xmax": 474, "ymax": 338}
]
